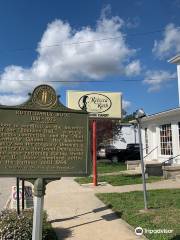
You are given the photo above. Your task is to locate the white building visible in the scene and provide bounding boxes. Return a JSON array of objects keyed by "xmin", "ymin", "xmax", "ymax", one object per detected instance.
[
  {"xmin": 140, "ymin": 54, "xmax": 180, "ymax": 167},
  {"xmin": 113, "ymin": 123, "xmax": 138, "ymax": 149},
  {"xmin": 141, "ymin": 108, "xmax": 180, "ymax": 165}
]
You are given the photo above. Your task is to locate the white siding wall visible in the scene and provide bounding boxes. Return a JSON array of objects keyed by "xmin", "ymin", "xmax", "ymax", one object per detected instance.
[
  {"xmin": 142, "ymin": 126, "xmax": 158, "ymax": 161},
  {"xmin": 177, "ymin": 64, "xmax": 180, "ymax": 106},
  {"xmin": 142, "ymin": 126, "xmax": 157, "ymax": 161},
  {"xmin": 141, "ymin": 112, "xmax": 180, "ymax": 165},
  {"xmin": 113, "ymin": 125, "xmax": 139, "ymax": 149}
]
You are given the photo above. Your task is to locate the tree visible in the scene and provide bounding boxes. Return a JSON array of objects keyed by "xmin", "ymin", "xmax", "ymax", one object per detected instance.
[
  {"xmin": 90, "ymin": 119, "xmax": 122, "ymax": 146},
  {"xmin": 90, "ymin": 111, "xmax": 135, "ymax": 146},
  {"xmin": 121, "ymin": 113, "xmax": 135, "ymax": 123}
]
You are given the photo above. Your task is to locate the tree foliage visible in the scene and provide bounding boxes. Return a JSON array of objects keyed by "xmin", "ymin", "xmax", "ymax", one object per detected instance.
[
  {"xmin": 121, "ymin": 113, "xmax": 135, "ymax": 123},
  {"xmin": 90, "ymin": 111, "xmax": 136, "ymax": 146}
]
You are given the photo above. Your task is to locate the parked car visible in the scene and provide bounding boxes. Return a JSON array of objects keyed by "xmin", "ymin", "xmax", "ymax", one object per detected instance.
[
  {"xmin": 106, "ymin": 143, "xmax": 140, "ymax": 162},
  {"xmin": 97, "ymin": 145, "xmax": 120, "ymax": 159}
]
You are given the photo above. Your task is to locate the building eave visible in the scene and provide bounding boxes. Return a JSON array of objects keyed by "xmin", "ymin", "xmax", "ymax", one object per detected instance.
[
  {"xmin": 168, "ymin": 54, "xmax": 180, "ymax": 64},
  {"xmin": 141, "ymin": 107, "xmax": 180, "ymax": 122}
]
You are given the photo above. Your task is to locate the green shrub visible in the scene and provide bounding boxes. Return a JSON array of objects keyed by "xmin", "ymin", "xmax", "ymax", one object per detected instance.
[{"xmin": 0, "ymin": 209, "xmax": 57, "ymax": 240}]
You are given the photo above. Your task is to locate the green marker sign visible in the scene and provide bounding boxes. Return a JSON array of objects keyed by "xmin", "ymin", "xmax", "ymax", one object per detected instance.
[{"xmin": 0, "ymin": 85, "xmax": 90, "ymax": 178}]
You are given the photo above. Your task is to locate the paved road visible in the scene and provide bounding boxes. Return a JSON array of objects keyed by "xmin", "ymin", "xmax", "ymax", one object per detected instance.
[{"xmin": 0, "ymin": 178, "xmax": 16, "ymax": 210}]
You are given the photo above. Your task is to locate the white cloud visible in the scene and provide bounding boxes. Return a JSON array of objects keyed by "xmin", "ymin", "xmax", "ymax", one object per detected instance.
[
  {"xmin": 126, "ymin": 17, "xmax": 140, "ymax": 29},
  {"xmin": 122, "ymin": 100, "xmax": 131, "ymax": 109},
  {"xmin": 125, "ymin": 60, "xmax": 141, "ymax": 76},
  {"xmin": 143, "ymin": 70, "xmax": 177, "ymax": 92},
  {"xmin": 152, "ymin": 23, "xmax": 180, "ymax": 59},
  {"xmin": 0, "ymin": 11, "xmax": 141, "ymax": 105},
  {"xmin": 0, "ymin": 95, "xmax": 28, "ymax": 106}
]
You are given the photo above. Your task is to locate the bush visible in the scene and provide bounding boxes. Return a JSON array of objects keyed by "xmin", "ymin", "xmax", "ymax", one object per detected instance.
[{"xmin": 0, "ymin": 209, "xmax": 57, "ymax": 240}]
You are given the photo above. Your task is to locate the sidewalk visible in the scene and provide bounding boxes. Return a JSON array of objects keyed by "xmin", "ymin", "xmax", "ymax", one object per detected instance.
[
  {"xmin": 83, "ymin": 179, "xmax": 180, "ymax": 193},
  {"xmin": 96, "ymin": 169, "xmax": 142, "ymax": 177},
  {"xmin": 44, "ymin": 177, "xmax": 146, "ymax": 240}
]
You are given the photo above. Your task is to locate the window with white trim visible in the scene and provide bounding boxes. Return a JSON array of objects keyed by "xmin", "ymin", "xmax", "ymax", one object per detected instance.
[
  {"xmin": 145, "ymin": 128, "xmax": 148, "ymax": 154},
  {"xmin": 160, "ymin": 124, "xmax": 173, "ymax": 155}
]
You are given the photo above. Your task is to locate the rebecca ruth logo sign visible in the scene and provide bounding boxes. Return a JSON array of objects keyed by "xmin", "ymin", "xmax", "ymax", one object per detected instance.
[
  {"xmin": 78, "ymin": 93, "xmax": 112, "ymax": 113},
  {"xmin": 67, "ymin": 90, "xmax": 122, "ymax": 119}
]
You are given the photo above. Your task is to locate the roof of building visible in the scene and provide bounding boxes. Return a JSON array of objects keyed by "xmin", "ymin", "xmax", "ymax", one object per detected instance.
[
  {"xmin": 168, "ymin": 54, "xmax": 180, "ymax": 64},
  {"xmin": 141, "ymin": 107, "xmax": 180, "ymax": 122}
]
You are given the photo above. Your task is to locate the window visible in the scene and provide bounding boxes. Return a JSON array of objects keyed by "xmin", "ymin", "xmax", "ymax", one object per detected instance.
[
  {"xmin": 145, "ymin": 128, "xmax": 148, "ymax": 154},
  {"xmin": 160, "ymin": 124, "xmax": 173, "ymax": 155}
]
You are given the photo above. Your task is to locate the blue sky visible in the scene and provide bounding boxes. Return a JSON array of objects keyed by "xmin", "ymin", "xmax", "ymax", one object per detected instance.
[{"xmin": 0, "ymin": 0, "xmax": 180, "ymax": 115}]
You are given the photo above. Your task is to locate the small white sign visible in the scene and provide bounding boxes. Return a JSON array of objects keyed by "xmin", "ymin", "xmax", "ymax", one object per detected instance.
[
  {"xmin": 11, "ymin": 185, "xmax": 33, "ymax": 209},
  {"xmin": 67, "ymin": 90, "xmax": 122, "ymax": 119}
]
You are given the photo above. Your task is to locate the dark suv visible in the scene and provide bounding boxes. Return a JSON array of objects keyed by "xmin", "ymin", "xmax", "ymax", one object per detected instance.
[{"xmin": 107, "ymin": 143, "xmax": 140, "ymax": 162}]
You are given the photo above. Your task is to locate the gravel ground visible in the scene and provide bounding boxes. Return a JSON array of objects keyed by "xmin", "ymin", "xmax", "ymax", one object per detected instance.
[{"xmin": 0, "ymin": 178, "xmax": 16, "ymax": 210}]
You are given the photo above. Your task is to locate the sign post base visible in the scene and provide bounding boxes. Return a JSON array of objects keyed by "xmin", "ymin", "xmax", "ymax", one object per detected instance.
[
  {"xmin": 32, "ymin": 196, "xmax": 44, "ymax": 240},
  {"xmin": 32, "ymin": 178, "xmax": 46, "ymax": 240}
]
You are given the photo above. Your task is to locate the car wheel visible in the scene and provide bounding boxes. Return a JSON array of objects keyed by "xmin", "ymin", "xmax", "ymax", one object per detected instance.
[{"xmin": 111, "ymin": 155, "xmax": 119, "ymax": 163}]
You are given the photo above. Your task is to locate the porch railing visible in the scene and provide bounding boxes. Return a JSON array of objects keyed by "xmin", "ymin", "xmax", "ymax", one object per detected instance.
[
  {"xmin": 162, "ymin": 154, "xmax": 180, "ymax": 167},
  {"xmin": 143, "ymin": 145, "xmax": 158, "ymax": 159}
]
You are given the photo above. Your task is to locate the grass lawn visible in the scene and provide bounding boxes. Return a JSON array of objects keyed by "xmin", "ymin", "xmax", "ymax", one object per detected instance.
[
  {"xmin": 97, "ymin": 162, "xmax": 126, "ymax": 173},
  {"xmin": 75, "ymin": 174, "xmax": 162, "ymax": 185},
  {"xmin": 96, "ymin": 189, "xmax": 180, "ymax": 240}
]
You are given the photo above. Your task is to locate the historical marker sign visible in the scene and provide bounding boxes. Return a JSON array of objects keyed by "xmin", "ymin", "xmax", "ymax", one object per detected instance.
[{"xmin": 0, "ymin": 85, "xmax": 90, "ymax": 178}]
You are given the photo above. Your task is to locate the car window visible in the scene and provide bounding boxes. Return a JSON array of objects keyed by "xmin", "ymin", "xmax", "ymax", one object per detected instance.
[
  {"xmin": 107, "ymin": 145, "xmax": 116, "ymax": 149},
  {"xmin": 97, "ymin": 146, "xmax": 105, "ymax": 150},
  {"xmin": 135, "ymin": 145, "xmax": 140, "ymax": 149},
  {"xmin": 127, "ymin": 144, "xmax": 139, "ymax": 149},
  {"xmin": 127, "ymin": 144, "xmax": 133, "ymax": 149}
]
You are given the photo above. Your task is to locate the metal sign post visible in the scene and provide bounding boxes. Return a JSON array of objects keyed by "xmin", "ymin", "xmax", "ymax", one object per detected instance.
[
  {"xmin": 16, "ymin": 177, "xmax": 20, "ymax": 215},
  {"xmin": 134, "ymin": 109, "xmax": 148, "ymax": 210},
  {"xmin": 32, "ymin": 178, "xmax": 46, "ymax": 240},
  {"xmin": 136, "ymin": 117, "xmax": 148, "ymax": 210},
  {"xmin": 92, "ymin": 120, "xmax": 97, "ymax": 186},
  {"xmin": 22, "ymin": 179, "xmax": 25, "ymax": 210}
]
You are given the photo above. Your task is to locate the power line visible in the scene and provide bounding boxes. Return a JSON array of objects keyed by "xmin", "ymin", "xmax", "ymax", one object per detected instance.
[
  {"xmin": 1, "ymin": 26, "xmax": 180, "ymax": 53},
  {"xmin": 35, "ymin": 28, "xmax": 168, "ymax": 49},
  {"xmin": 0, "ymin": 79, "xmax": 106, "ymax": 82},
  {"xmin": 0, "ymin": 77, "xmax": 177, "ymax": 82}
]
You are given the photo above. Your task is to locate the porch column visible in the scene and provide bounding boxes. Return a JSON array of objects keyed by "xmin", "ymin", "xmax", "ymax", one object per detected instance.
[{"xmin": 171, "ymin": 123, "xmax": 180, "ymax": 164}]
